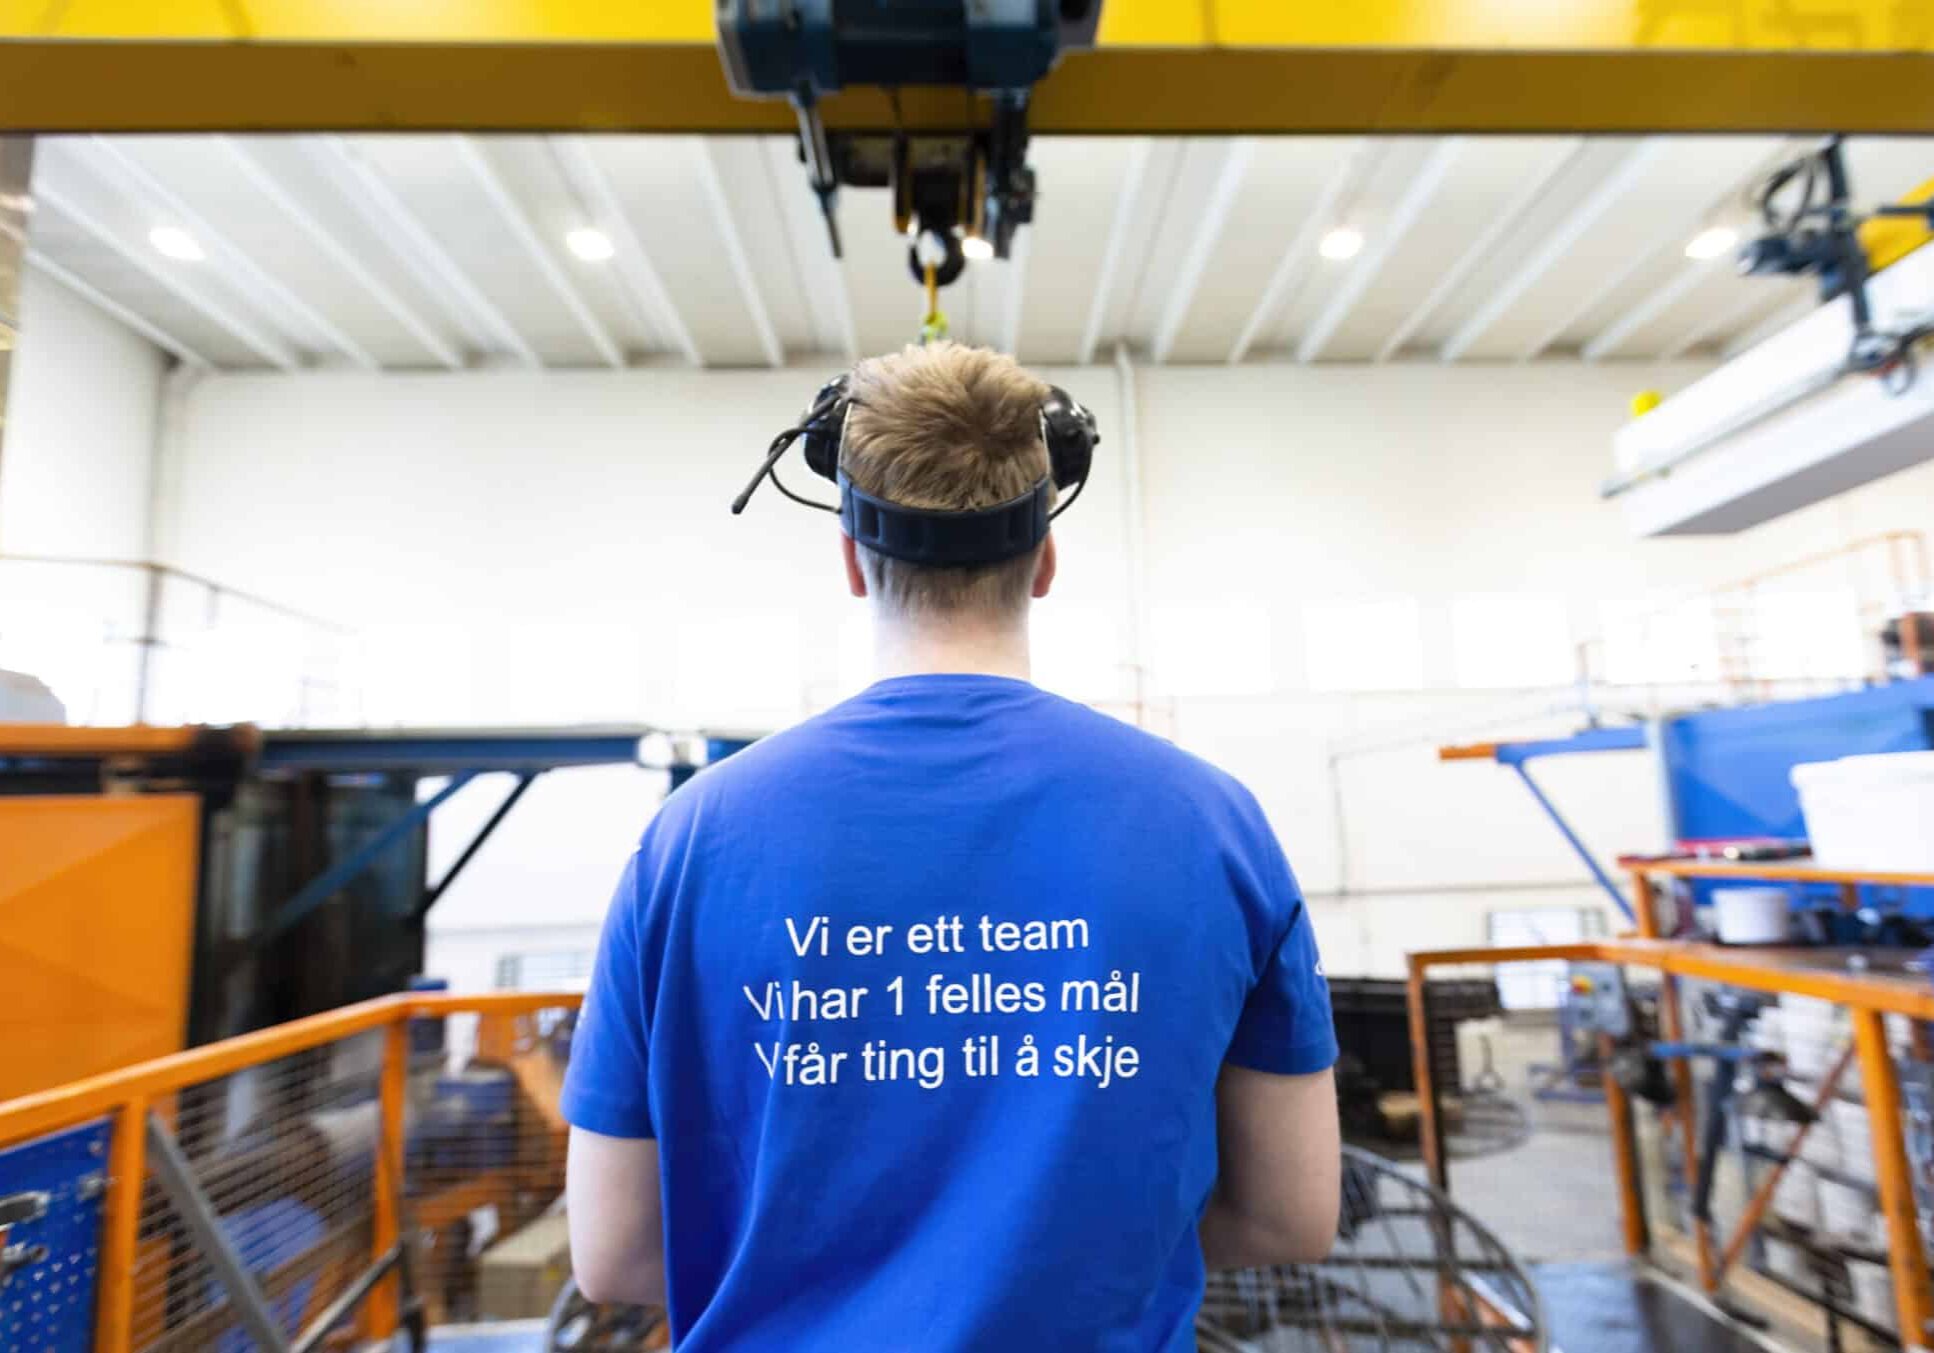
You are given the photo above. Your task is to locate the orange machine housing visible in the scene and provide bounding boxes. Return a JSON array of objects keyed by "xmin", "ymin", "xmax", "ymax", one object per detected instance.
[{"xmin": 0, "ymin": 793, "xmax": 199, "ymax": 1100}]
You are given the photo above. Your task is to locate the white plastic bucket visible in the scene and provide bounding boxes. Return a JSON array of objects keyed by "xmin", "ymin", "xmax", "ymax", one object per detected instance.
[
  {"xmin": 1772, "ymin": 1163, "xmax": 1820, "ymax": 1228},
  {"xmin": 1847, "ymin": 1259, "xmax": 1896, "ymax": 1330},
  {"xmin": 1792, "ymin": 751, "xmax": 1934, "ymax": 871},
  {"xmin": 1830, "ymin": 1100, "xmax": 1875, "ymax": 1181},
  {"xmin": 1764, "ymin": 1237, "xmax": 1810, "ymax": 1286},
  {"xmin": 1817, "ymin": 1176, "xmax": 1875, "ymax": 1239},
  {"xmin": 1713, "ymin": 887, "xmax": 1791, "ymax": 945},
  {"xmin": 1792, "ymin": 1101, "xmax": 1841, "ymax": 1171},
  {"xmin": 1787, "ymin": 1031, "xmax": 1839, "ymax": 1082}
]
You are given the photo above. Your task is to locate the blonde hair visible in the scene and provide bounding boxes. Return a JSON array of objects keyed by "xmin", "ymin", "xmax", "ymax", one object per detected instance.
[{"xmin": 841, "ymin": 342, "xmax": 1054, "ymax": 619}]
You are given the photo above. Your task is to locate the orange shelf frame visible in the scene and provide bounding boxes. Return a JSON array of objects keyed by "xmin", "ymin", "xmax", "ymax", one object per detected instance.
[{"xmin": 1409, "ymin": 857, "xmax": 1934, "ymax": 1344}]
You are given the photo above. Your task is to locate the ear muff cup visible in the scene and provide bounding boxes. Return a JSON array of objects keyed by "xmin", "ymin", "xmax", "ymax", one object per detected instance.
[
  {"xmin": 800, "ymin": 375, "xmax": 850, "ymax": 483},
  {"xmin": 1040, "ymin": 385, "xmax": 1098, "ymax": 490}
]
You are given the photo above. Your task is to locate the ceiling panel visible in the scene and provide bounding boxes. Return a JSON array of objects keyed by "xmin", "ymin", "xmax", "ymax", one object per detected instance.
[{"xmin": 20, "ymin": 132, "xmax": 1934, "ymax": 374}]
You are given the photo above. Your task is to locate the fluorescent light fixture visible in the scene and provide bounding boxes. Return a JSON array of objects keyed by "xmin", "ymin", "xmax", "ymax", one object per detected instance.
[
  {"xmin": 961, "ymin": 235, "xmax": 995, "ymax": 262},
  {"xmin": 1685, "ymin": 225, "xmax": 1739, "ymax": 261},
  {"xmin": 565, "ymin": 227, "xmax": 615, "ymax": 262},
  {"xmin": 148, "ymin": 226, "xmax": 204, "ymax": 261},
  {"xmin": 1318, "ymin": 225, "xmax": 1364, "ymax": 261}
]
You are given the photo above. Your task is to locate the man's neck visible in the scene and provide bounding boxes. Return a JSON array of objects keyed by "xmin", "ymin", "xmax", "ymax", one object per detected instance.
[{"xmin": 871, "ymin": 611, "xmax": 1032, "ymax": 683}]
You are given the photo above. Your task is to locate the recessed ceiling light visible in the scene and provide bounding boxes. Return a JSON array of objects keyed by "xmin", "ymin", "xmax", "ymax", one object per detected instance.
[
  {"xmin": 1685, "ymin": 225, "xmax": 1739, "ymax": 261},
  {"xmin": 149, "ymin": 226, "xmax": 203, "ymax": 262},
  {"xmin": 961, "ymin": 235, "xmax": 995, "ymax": 262},
  {"xmin": 566, "ymin": 227, "xmax": 615, "ymax": 262},
  {"xmin": 1318, "ymin": 225, "xmax": 1364, "ymax": 261}
]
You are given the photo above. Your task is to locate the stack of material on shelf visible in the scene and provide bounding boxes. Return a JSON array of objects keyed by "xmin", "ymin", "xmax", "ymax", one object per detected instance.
[
  {"xmin": 1771, "ymin": 1157, "xmax": 1820, "ymax": 1229},
  {"xmin": 1846, "ymin": 1259, "xmax": 1895, "ymax": 1329}
]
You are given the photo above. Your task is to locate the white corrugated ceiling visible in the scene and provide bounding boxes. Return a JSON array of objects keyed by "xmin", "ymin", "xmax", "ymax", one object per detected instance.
[{"xmin": 20, "ymin": 132, "xmax": 1934, "ymax": 372}]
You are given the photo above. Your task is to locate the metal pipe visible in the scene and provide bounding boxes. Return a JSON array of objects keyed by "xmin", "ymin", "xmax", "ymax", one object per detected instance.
[
  {"xmin": 1715, "ymin": 1042, "xmax": 1855, "ymax": 1284},
  {"xmin": 144, "ymin": 1114, "xmax": 292, "ymax": 1353},
  {"xmin": 264, "ymin": 770, "xmax": 477, "ymax": 942},
  {"xmin": 0, "ymin": 553, "xmax": 354, "ymax": 633},
  {"xmin": 290, "ymin": 1243, "xmax": 401, "ymax": 1353},
  {"xmin": 417, "ymin": 772, "xmax": 539, "ymax": 919},
  {"xmin": 1510, "ymin": 762, "xmax": 1635, "ymax": 921}
]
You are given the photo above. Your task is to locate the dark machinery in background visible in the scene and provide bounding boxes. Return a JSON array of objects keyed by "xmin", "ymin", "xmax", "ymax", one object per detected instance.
[
  {"xmin": 1329, "ymin": 976, "xmax": 1531, "ymax": 1161},
  {"xmin": 1738, "ymin": 135, "xmax": 1934, "ymax": 386},
  {"xmin": 717, "ymin": 1, "xmax": 1101, "ymax": 291},
  {"xmin": 0, "ymin": 724, "xmax": 751, "ymax": 1348},
  {"xmin": 0, "ymin": 725, "xmax": 748, "ymax": 1086}
]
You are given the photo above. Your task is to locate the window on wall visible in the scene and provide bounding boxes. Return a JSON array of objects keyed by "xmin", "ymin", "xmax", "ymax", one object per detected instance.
[
  {"xmin": 1487, "ymin": 906, "xmax": 1608, "ymax": 1010},
  {"xmin": 1302, "ymin": 598, "xmax": 1424, "ymax": 692},
  {"xmin": 1597, "ymin": 598, "xmax": 1722, "ymax": 685},
  {"xmin": 1033, "ymin": 603, "xmax": 1130, "ymax": 704},
  {"xmin": 1747, "ymin": 589, "xmax": 1866, "ymax": 681},
  {"xmin": 1149, "ymin": 600, "xmax": 1273, "ymax": 698},
  {"xmin": 1450, "ymin": 595, "xmax": 1575, "ymax": 689},
  {"xmin": 672, "ymin": 611, "xmax": 803, "ymax": 723}
]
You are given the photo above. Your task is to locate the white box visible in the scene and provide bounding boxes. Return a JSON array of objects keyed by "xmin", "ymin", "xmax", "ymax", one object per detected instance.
[{"xmin": 1792, "ymin": 751, "xmax": 1934, "ymax": 872}]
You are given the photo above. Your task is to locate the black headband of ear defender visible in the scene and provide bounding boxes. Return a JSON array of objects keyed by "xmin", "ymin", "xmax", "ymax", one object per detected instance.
[{"xmin": 730, "ymin": 372, "xmax": 1099, "ymax": 567}]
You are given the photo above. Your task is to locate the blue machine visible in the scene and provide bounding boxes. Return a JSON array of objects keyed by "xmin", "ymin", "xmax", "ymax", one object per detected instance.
[
  {"xmin": 1464, "ymin": 677, "xmax": 1934, "ymax": 924},
  {"xmin": 1663, "ymin": 679, "xmax": 1934, "ymax": 841}
]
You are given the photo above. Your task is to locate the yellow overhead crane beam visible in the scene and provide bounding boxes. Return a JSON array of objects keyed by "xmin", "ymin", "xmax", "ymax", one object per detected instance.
[{"xmin": 0, "ymin": 1, "xmax": 1931, "ymax": 133}]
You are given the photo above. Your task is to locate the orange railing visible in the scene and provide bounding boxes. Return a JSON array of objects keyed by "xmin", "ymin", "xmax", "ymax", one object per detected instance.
[{"xmin": 0, "ymin": 989, "xmax": 583, "ymax": 1352}]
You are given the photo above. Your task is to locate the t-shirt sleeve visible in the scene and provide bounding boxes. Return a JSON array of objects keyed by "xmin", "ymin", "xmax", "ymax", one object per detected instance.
[
  {"xmin": 1224, "ymin": 818, "xmax": 1339, "ymax": 1077},
  {"xmin": 561, "ymin": 852, "xmax": 657, "ymax": 1138}
]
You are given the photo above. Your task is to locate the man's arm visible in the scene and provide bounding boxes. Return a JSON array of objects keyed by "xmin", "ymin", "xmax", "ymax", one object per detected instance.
[
  {"xmin": 567, "ymin": 1127, "xmax": 666, "ymax": 1306},
  {"xmin": 1200, "ymin": 1064, "xmax": 1340, "ymax": 1269}
]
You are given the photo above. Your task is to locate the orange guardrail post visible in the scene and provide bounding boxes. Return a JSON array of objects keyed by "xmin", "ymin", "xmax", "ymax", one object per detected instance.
[
  {"xmin": 369, "ymin": 1017, "xmax": 409, "ymax": 1337},
  {"xmin": 94, "ymin": 1095, "xmax": 146, "ymax": 1353},
  {"xmin": 1852, "ymin": 1008, "xmax": 1934, "ymax": 1345},
  {"xmin": 1405, "ymin": 956, "xmax": 1446, "ymax": 1193},
  {"xmin": 1631, "ymin": 867, "xmax": 1716, "ymax": 1288},
  {"xmin": 1598, "ymin": 1034, "xmax": 1648, "ymax": 1258}
]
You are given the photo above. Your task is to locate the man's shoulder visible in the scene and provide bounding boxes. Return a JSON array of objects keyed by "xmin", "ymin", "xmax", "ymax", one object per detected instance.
[
  {"xmin": 1017, "ymin": 691, "xmax": 1272, "ymax": 840},
  {"xmin": 653, "ymin": 683, "xmax": 1269, "ymax": 839}
]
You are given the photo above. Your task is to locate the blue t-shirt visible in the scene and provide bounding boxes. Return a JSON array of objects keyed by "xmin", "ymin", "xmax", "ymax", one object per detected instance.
[{"xmin": 561, "ymin": 674, "xmax": 1335, "ymax": 1351}]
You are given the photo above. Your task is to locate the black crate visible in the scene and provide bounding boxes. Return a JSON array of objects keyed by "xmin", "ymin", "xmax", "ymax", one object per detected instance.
[{"xmin": 1329, "ymin": 976, "xmax": 1501, "ymax": 1097}]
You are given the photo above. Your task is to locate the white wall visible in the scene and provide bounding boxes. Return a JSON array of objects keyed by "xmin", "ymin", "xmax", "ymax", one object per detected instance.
[
  {"xmin": 0, "ymin": 270, "xmax": 167, "ymax": 721},
  {"xmin": 154, "ymin": 357, "xmax": 1934, "ymax": 983}
]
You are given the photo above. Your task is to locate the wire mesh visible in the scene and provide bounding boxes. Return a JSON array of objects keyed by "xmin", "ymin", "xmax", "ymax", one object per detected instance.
[
  {"xmin": 1659, "ymin": 978, "xmax": 1926, "ymax": 1338},
  {"xmin": 1197, "ymin": 1145, "xmax": 1544, "ymax": 1351},
  {"xmin": 404, "ymin": 1002, "xmax": 576, "ymax": 1327},
  {"xmin": 129, "ymin": 1031, "xmax": 383, "ymax": 1353}
]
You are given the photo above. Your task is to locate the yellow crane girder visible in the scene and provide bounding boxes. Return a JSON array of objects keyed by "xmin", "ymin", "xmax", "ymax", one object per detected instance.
[{"xmin": 0, "ymin": 1, "xmax": 1929, "ymax": 132}]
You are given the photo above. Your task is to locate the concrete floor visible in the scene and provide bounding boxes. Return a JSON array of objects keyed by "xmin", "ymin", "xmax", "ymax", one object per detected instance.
[{"xmin": 1441, "ymin": 1018, "xmax": 1631, "ymax": 1265}]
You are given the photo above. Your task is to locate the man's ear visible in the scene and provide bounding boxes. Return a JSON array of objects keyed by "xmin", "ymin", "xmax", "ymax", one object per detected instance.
[
  {"xmin": 1031, "ymin": 535, "xmax": 1057, "ymax": 599},
  {"xmin": 840, "ymin": 532, "xmax": 868, "ymax": 598}
]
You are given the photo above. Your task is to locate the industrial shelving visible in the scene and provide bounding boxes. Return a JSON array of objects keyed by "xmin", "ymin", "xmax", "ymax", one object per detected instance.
[{"xmin": 1408, "ymin": 856, "xmax": 1934, "ymax": 1346}]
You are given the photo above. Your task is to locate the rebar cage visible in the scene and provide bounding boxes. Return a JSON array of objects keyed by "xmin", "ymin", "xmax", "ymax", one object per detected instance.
[{"xmin": 1197, "ymin": 1145, "xmax": 1545, "ymax": 1352}]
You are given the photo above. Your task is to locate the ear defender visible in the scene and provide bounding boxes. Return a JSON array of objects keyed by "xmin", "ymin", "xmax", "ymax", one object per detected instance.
[{"xmin": 731, "ymin": 368, "xmax": 1098, "ymax": 567}]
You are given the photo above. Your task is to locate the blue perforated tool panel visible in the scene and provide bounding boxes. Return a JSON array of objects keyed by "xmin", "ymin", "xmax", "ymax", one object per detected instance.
[{"xmin": 0, "ymin": 1119, "xmax": 111, "ymax": 1352}]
